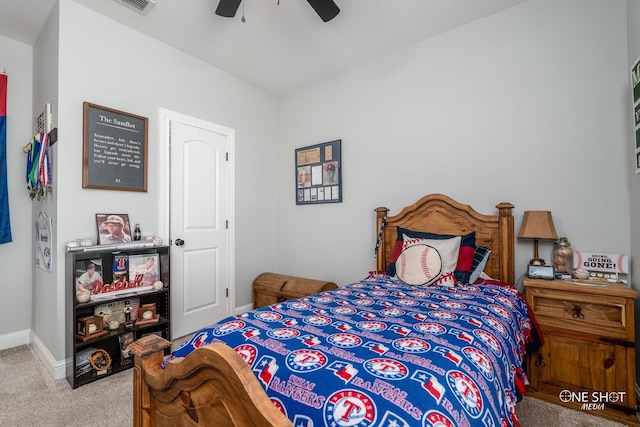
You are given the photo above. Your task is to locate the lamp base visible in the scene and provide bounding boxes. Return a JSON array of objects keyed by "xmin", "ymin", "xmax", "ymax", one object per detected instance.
[{"xmin": 529, "ymin": 258, "xmax": 546, "ymax": 266}]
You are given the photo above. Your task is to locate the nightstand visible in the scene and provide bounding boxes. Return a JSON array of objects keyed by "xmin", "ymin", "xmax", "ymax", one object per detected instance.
[{"xmin": 524, "ymin": 278, "xmax": 638, "ymax": 425}]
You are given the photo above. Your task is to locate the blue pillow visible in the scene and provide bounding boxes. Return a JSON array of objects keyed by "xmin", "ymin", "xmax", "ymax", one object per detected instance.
[{"xmin": 469, "ymin": 246, "xmax": 491, "ymax": 283}]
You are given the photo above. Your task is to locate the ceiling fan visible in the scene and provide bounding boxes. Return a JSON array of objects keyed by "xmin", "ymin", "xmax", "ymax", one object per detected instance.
[{"xmin": 215, "ymin": 0, "xmax": 340, "ymax": 23}]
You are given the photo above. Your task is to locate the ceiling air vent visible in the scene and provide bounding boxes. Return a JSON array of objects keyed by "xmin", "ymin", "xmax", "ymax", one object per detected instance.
[{"xmin": 113, "ymin": 0, "xmax": 156, "ymax": 15}]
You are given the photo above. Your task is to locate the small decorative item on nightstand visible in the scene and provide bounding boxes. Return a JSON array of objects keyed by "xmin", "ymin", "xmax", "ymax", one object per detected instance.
[
  {"xmin": 551, "ymin": 237, "xmax": 574, "ymax": 276},
  {"xmin": 518, "ymin": 211, "xmax": 558, "ymax": 265}
]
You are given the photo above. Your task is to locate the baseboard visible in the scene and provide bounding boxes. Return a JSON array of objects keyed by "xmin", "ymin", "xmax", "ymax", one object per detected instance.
[
  {"xmin": 31, "ymin": 333, "xmax": 66, "ymax": 380},
  {"xmin": 234, "ymin": 303, "xmax": 252, "ymax": 315},
  {"xmin": 0, "ymin": 329, "xmax": 30, "ymax": 351}
]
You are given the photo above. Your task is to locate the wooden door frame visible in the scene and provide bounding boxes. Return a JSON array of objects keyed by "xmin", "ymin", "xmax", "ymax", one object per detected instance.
[{"xmin": 158, "ymin": 108, "xmax": 236, "ymax": 321}]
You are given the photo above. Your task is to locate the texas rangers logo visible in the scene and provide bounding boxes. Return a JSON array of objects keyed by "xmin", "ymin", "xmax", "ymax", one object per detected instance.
[
  {"xmin": 324, "ymin": 389, "xmax": 376, "ymax": 427},
  {"xmin": 428, "ymin": 311, "xmax": 458, "ymax": 320},
  {"xmin": 462, "ymin": 347, "xmax": 494, "ymax": 381},
  {"xmin": 495, "ymin": 295, "xmax": 515, "ymax": 309},
  {"xmin": 332, "ymin": 306, "xmax": 357, "ymax": 315},
  {"xmin": 409, "ymin": 290, "xmax": 431, "ymax": 298},
  {"xmin": 303, "ymin": 315, "xmax": 332, "ymax": 326},
  {"xmin": 328, "ymin": 333, "xmax": 362, "ymax": 348},
  {"xmin": 285, "ymin": 349, "xmax": 327, "ymax": 373},
  {"xmin": 395, "ymin": 298, "xmax": 420, "ymax": 307},
  {"xmin": 473, "ymin": 329, "xmax": 502, "ymax": 356},
  {"xmin": 352, "ymin": 298, "xmax": 375, "ymax": 306},
  {"xmin": 392, "ymin": 337, "xmax": 430, "ymax": 353},
  {"xmin": 424, "ymin": 410, "xmax": 456, "ymax": 427},
  {"xmin": 267, "ymin": 328, "xmax": 301, "ymax": 340},
  {"xmin": 482, "ymin": 316, "xmax": 509, "ymax": 338},
  {"xmin": 446, "ymin": 370, "xmax": 483, "ymax": 419},
  {"xmin": 189, "ymin": 330, "xmax": 209, "ymax": 348},
  {"xmin": 314, "ymin": 295, "xmax": 335, "ymax": 304},
  {"xmin": 488, "ymin": 304, "xmax": 511, "ymax": 320},
  {"xmin": 379, "ymin": 307, "xmax": 405, "ymax": 317},
  {"xmin": 364, "ymin": 358, "xmax": 408, "ymax": 380},
  {"xmin": 356, "ymin": 321, "xmax": 387, "ymax": 332},
  {"xmin": 414, "ymin": 323, "xmax": 446, "ymax": 335},
  {"xmin": 441, "ymin": 301, "xmax": 467, "ymax": 309},
  {"xmin": 288, "ymin": 301, "xmax": 312, "ymax": 310},
  {"xmin": 370, "ymin": 290, "xmax": 390, "ymax": 297},
  {"xmin": 253, "ymin": 355, "xmax": 279, "ymax": 387},
  {"xmin": 255, "ymin": 311, "xmax": 283, "ymax": 322},
  {"xmin": 233, "ymin": 344, "xmax": 257, "ymax": 366},
  {"xmin": 271, "ymin": 398, "xmax": 287, "ymax": 417},
  {"xmin": 213, "ymin": 320, "xmax": 245, "ymax": 336},
  {"xmin": 328, "ymin": 361, "xmax": 359, "ymax": 383}
]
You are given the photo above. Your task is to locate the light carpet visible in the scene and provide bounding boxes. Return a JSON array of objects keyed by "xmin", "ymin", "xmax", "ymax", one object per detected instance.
[{"xmin": 0, "ymin": 344, "xmax": 631, "ymax": 426}]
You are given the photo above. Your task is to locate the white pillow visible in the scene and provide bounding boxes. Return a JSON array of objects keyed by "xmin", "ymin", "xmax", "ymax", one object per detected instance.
[
  {"xmin": 396, "ymin": 244, "xmax": 442, "ymax": 286},
  {"xmin": 400, "ymin": 234, "xmax": 461, "ymax": 287}
]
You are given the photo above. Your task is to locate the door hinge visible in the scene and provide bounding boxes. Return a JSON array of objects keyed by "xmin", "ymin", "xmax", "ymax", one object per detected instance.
[
  {"xmin": 226, "ymin": 220, "xmax": 229, "ymax": 229},
  {"xmin": 226, "ymin": 152, "xmax": 229, "ymax": 161},
  {"xmin": 226, "ymin": 288, "xmax": 229, "ymax": 298}
]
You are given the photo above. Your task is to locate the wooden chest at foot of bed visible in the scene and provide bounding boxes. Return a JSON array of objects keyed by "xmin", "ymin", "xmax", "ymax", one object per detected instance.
[{"xmin": 253, "ymin": 272, "xmax": 338, "ymax": 309}]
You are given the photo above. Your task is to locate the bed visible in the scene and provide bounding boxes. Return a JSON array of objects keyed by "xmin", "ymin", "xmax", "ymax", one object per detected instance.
[{"xmin": 130, "ymin": 193, "xmax": 540, "ymax": 427}]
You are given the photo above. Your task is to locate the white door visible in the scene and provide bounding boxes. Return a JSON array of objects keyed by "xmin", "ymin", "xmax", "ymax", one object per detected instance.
[{"xmin": 168, "ymin": 117, "xmax": 234, "ymax": 339}]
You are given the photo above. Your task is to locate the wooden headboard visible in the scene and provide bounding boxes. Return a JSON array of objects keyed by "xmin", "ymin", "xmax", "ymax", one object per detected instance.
[{"xmin": 375, "ymin": 193, "xmax": 515, "ymax": 284}]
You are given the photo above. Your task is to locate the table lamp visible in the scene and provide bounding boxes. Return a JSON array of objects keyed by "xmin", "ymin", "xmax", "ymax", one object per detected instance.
[{"xmin": 518, "ymin": 211, "xmax": 558, "ymax": 265}]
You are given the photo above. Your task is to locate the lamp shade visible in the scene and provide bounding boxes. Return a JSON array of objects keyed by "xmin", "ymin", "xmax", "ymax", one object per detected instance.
[{"xmin": 518, "ymin": 211, "xmax": 558, "ymax": 241}]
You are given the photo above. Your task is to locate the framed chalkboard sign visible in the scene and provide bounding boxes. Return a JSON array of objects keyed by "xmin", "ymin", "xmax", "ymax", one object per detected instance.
[{"xmin": 82, "ymin": 102, "xmax": 148, "ymax": 192}]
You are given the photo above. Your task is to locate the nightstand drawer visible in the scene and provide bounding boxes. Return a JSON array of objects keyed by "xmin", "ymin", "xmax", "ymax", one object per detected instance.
[{"xmin": 527, "ymin": 287, "xmax": 631, "ymax": 339}]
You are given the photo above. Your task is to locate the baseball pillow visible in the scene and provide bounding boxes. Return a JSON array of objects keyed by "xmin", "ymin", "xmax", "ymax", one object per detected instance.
[
  {"xmin": 387, "ymin": 228, "xmax": 475, "ymax": 283},
  {"xmin": 396, "ymin": 244, "xmax": 442, "ymax": 286},
  {"xmin": 400, "ymin": 234, "xmax": 461, "ymax": 287}
]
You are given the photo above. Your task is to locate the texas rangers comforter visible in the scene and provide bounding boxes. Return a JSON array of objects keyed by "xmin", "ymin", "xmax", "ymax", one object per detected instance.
[{"xmin": 166, "ymin": 274, "xmax": 541, "ymax": 427}]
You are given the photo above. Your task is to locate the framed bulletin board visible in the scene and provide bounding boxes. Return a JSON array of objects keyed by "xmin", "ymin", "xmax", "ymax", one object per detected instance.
[
  {"xmin": 82, "ymin": 102, "xmax": 148, "ymax": 191},
  {"xmin": 295, "ymin": 139, "xmax": 342, "ymax": 205}
]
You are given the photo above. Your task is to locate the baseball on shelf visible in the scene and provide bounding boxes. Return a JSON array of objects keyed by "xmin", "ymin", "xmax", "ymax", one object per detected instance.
[
  {"xmin": 396, "ymin": 244, "xmax": 442, "ymax": 286},
  {"xmin": 76, "ymin": 291, "xmax": 90, "ymax": 303},
  {"xmin": 153, "ymin": 280, "xmax": 164, "ymax": 290}
]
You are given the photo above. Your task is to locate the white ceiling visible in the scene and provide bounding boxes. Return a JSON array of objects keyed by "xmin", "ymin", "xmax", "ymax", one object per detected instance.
[{"xmin": 0, "ymin": 0, "xmax": 525, "ymax": 94}]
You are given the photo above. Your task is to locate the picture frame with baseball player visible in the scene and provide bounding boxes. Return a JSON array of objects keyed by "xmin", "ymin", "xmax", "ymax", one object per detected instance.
[{"xmin": 96, "ymin": 213, "xmax": 132, "ymax": 245}]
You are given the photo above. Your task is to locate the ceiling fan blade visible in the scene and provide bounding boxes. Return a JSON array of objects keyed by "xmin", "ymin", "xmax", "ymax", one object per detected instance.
[
  {"xmin": 215, "ymin": 0, "xmax": 241, "ymax": 18},
  {"xmin": 306, "ymin": 0, "xmax": 340, "ymax": 22}
]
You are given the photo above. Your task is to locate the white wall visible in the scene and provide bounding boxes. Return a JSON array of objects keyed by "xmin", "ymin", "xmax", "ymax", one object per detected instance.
[
  {"xmin": 627, "ymin": 0, "xmax": 640, "ymax": 388},
  {"xmin": 30, "ymin": 2, "xmax": 60, "ymax": 371},
  {"xmin": 25, "ymin": 0, "xmax": 279, "ymax": 369},
  {"xmin": 276, "ymin": 0, "xmax": 631, "ymax": 287},
  {"xmin": 0, "ymin": 35, "xmax": 33, "ymax": 348}
]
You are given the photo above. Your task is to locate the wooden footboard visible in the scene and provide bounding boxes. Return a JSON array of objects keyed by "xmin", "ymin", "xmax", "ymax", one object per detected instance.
[{"xmin": 129, "ymin": 335, "xmax": 293, "ymax": 427}]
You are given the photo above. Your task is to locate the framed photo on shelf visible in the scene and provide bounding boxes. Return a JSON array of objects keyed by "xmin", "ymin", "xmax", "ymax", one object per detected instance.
[
  {"xmin": 119, "ymin": 332, "xmax": 135, "ymax": 365},
  {"xmin": 96, "ymin": 214, "xmax": 131, "ymax": 245},
  {"xmin": 128, "ymin": 253, "xmax": 159, "ymax": 286},
  {"xmin": 295, "ymin": 139, "xmax": 342, "ymax": 205},
  {"xmin": 75, "ymin": 258, "xmax": 103, "ymax": 303}
]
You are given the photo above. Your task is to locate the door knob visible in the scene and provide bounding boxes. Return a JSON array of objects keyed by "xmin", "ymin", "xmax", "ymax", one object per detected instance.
[{"xmin": 175, "ymin": 238, "xmax": 185, "ymax": 246}]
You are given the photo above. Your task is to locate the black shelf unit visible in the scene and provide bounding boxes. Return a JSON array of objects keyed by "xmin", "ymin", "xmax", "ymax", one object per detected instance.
[{"xmin": 66, "ymin": 244, "xmax": 170, "ymax": 389}]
